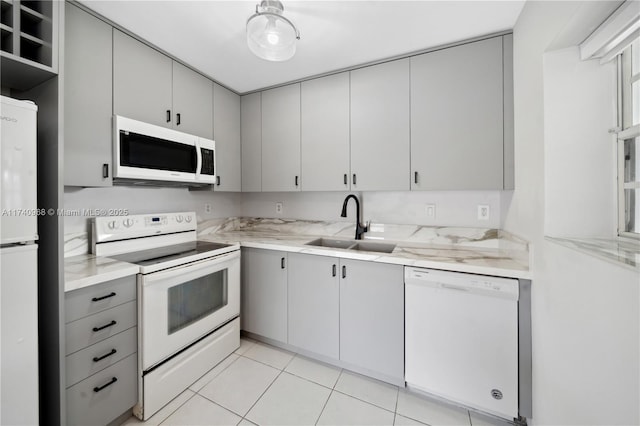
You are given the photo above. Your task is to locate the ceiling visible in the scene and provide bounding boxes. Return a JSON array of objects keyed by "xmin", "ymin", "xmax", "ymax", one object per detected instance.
[{"xmin": 79, "ymin": 1, "xmax": 526, "ymax": 94}]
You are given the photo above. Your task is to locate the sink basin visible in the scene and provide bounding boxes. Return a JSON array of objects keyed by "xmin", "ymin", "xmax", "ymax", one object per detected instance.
[
  {"xmin": 349, "ymin": 241, "xmax": 396, "ymax": 254},
  {"xmin": 305, "ymin": 238, "xmax": 356, "ymax": 249},
  {"xmin": 305, "ymin": 238, "xmax": 396, "ymax": 254}
]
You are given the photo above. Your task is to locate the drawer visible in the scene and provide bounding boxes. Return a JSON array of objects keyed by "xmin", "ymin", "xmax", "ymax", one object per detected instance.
[
  {"xmin": 66, "ymin": 301, "xmax": 137, "ymax": 355},
  {"xmin": 66, "ymin": 327, "xmax": 137, "ymax": 388},
  {"xmin": 66, "ymin": 275, "xmax": 136, "ymax": 324},
  {"xmin": 66, "ymin": 353, "xmax": 137, "ymax": 426}
]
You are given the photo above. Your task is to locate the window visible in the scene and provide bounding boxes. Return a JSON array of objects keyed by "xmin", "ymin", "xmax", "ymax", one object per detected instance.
[{"xmin": 619, "ymin": 38, "xmax": 640, "ymax": 238}]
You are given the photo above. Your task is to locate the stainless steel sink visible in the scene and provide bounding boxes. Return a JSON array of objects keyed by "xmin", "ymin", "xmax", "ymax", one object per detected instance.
[
  {"xmin": 305, "ymin": 238, "xmax": 356, "ymax": 249},
  {"xmin": 305, "ymin": 238, "xmax": 396, "ymax": 254},
  {"xmin": 348, "ymin": 241, "xmax": 396, "ymax": 253}
]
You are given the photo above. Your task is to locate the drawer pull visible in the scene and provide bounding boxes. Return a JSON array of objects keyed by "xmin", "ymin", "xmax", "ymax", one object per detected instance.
[
  {"xmin": 93, "ymin": 320, "xmax": 117, "ymax": 332},
  {"xmin": 332, "ymin": 264, "xmax": 337, "ymax": 277},
  {"xmin": 342, "ymin": 265, "xmax": 347, "ymax": 279},
  {"xmin": 93, "ymin": 349, "xmax": 117, "ymax": 363},
  {"xmin": 91, "ymin": 292, "xmax": 116, "ymax": 302},
  {"xmin": 93, "ymin": 377, "xmax": 118, "ymax": 393}
]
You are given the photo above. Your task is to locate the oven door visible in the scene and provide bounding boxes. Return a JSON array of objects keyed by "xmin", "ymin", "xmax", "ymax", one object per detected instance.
[{"xmin": 140, "ymin": 250, "xmax": 240, "ymax": 371}]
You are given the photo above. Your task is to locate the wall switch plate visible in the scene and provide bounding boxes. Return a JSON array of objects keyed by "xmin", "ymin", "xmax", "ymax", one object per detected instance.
[
  {"xmin": 478, "ymin": 204, "xmax": 490, "ymax": 220},
  {"xmin": 204, "ymin": 203, "xmax": 211, "ymax": 214},
  {"xmin": 425, "ymin": 204, "xmax": 436, "ymax": 218},
  {"xmin": 275, "ymin": 202, "xmax": 283, "ymax": 215}
]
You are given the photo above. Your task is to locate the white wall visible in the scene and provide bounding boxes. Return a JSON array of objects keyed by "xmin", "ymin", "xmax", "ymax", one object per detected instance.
[
  {"xmin": 241, "ymin": 190, "xmax": 503, "ymax": 228},
  {"xmin": 543, "ymin": 47, "xmax": 617, "ymax": 238},
  {"xmin": 63, "ymin": 186, "xmax": 241, "ymax": 234},
  {"xmin": 506, "ymin": 1, "xmax": 640, "ymax": 424}
]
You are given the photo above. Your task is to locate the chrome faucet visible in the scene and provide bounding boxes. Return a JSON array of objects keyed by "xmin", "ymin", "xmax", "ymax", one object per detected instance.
[{"xmin": 341, "ymin": 194, "xmax": 368, "ymax": 240}]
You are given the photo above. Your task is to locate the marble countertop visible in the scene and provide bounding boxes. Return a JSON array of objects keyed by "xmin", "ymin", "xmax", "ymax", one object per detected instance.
[
  {"xmin": 546, "ymin": 236, "xmax": 640, "ymax": 271},
  {"xmin": 198, "ymin": 218, "xmax": 531, "ymax": 279},
  {"xmin": 64, "ymin": 254, "xmax": 139, "ymax": 292}
]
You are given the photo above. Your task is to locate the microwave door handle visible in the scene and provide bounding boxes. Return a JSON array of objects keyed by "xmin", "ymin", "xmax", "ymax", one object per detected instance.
[{"xmin": 195, "ymin": 140, "xmax": 202, "ymax": 177}]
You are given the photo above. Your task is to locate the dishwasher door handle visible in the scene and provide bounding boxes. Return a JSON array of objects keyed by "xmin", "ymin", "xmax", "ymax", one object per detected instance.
[{"xmin": 440, "ymin": 283, "xmax": 471, "ymax": 292}]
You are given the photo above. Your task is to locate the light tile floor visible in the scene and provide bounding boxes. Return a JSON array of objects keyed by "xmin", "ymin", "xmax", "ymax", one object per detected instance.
[{"xmin": 121, "ymin": 338, "xmax": 511, "ymax": 426}]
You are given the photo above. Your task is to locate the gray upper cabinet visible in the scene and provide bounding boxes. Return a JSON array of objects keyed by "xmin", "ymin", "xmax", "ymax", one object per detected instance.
[
  {"xmin": 340, "ymin": 259, "xmax": 404, "ymax": 384},
  {"xmin": 301, "ymin": 73, "xmax": 351, "ymax": 191},
  {"xmin": 503, "ymin": 34, "xmax": 514, "ymax": 190},
  {"xmin": 64, "ymin": 3, "xmax": 113, "ymax": 187},
  {"xmin": 261, "ymin": 84, "xmax": 301, "ymax": 192},
  {"xmin": 350, "ymin": 59, "xmax": 411, "ymax": 191},
  {"xmin": 172, "ymin": 62, "xmax": 213, "ymax": 139},
  {"xmin": 241, "ymin": 93, "xmax": 262, "ymax": 192},
  {"xmin": 113, "ymin": 29, "xmax": 173, "ymax": 129},
  {"xmin": 113, "ymin": 30, "xmax": 213, "ymax": 138},
  {"xmin": 214, "ymin": 83, "xmax": 242, "ymax": 192},
  {"xmin": 287, "ymin": 253, "xmax": 339, "ymax": 359},
  {"xmin": 410, "ymin": 36, "xmax": 504, "ymax": 190},
  {"xmin": 240, "ymin": 248, "xmax": 288, "ymax": 343}
]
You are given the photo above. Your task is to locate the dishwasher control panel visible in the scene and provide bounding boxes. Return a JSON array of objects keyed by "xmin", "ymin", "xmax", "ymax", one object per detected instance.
[{"xmin": 405, "ymin": 267, "xmax": 519, "ymax": 299}]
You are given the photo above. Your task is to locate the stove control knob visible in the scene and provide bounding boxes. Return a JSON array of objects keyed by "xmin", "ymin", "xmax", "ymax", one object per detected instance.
[
  {"xmin": 176, "ymin": 215, "xmax": 183, "ymax": 223},
  {"xmin": 123, "ymin": 218, "xmax": 134, "ymax": 228},
  {"xmin": 107, "ymin": 220, "xmax": 118, "ymax": 230},
  {"xmin": 185, "ymin": 216, "xmax": 192, "ymax": 223}
]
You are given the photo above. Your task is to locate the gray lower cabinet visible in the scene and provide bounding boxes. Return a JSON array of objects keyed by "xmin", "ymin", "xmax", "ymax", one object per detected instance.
[
  {"xmin": 301, "ymin": 73, "xmax": 351, "ymax": 191},
  {"xmin": 261, "ymin": 83, "xmax": 301, "ymax": 192},
  {"xmin": 241, "ymin": 248, "xmax": 288, "ymax": 342},
  {"xmin": 339, "ymin": 259, "xmax": 404, "ymax": 383},
  {"xmin": 65, "ymin": 275, "xmax": 138, "ymax": 426},
  {"xmin": 63, "ymin": 3, "xmax": 113, "ymax": 187},
  {"xmin": 214, "ymin": 83, "xmax": 242, "ymax": 191},
  {"xmin": 241, "ymin": 93, "xmax": 262, "ymax": 192},
  {"xmin": 350, "ymin": 59, "xmax": 411, "ymax": 191},
  {"xmin": 287, "ymin": 253, "xmax": 339, "ymax": 359},
  {"xmin": 410, "ymin": 36, "xmax": 506, "ymax": 190}
]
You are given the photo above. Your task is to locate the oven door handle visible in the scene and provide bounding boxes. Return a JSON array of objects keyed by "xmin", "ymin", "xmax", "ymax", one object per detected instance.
[{"xmin": 142, "ymin": 250, "xmax": 240, "ymax": 288}]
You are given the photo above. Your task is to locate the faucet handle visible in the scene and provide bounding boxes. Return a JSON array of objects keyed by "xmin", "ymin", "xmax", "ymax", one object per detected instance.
[{"xmin": 365, "ymin": 220, "xmax": 370, "ymax": 232}]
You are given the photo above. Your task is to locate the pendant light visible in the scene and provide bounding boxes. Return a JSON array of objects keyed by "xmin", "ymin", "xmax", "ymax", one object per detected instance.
[{"xmin": 247, "ymin": 0, "xmax": 300, "ymax": 62}]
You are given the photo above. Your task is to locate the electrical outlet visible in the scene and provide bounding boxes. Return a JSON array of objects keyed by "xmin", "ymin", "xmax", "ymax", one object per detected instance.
[
  {"xmin": 204, "ymin": 203, "xmax": 211, "ymax": 214},
  {"xmin": 478, "ymin": 204, "xmax": 490, "ymax": 220},
  {"xmin": 275, "ymin": 202, "xmax": 283, "ymax": 215},
  {"xmin": 425, "ymin": 204, "xmax": 436, "ymax": 218}
]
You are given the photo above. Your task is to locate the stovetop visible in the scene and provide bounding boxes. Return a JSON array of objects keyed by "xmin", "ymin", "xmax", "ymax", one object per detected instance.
[{"xmin": 111, "ymin": 241, "xmax": 233, "ymax": 267}]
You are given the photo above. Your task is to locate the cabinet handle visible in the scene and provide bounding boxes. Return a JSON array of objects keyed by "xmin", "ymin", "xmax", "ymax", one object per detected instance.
[
  {"xmin": 93, "ymin": 377, "xmax": 118, "ymax": 393},
  {"xmin": 281, "ymin": 257, "xmax": 286, "ymax": 269},
  {"xmin": 342, "ymin": 265, "xmax": 346, "ymax": 279},
  {"xmin": 102, "ymin": 164, "xmax": 109, "ymax": 179},
  {"xmin": 414, "ymin": 171, "xmax": 418, "ymax": 184},
  {"xmin": 216, "ymin": 176, "xmax": 221, "ymax": 186},
  {"xmin": 352, "ymin": 174, "xmax": 357, "ymax": 185},
  {"xmin": 343, "ymin": 174, "xmax": 347, "ymax": 185},
  {"xmin": 166, "ymin": 110, "xmax": 171, "ymax": 123},
  {"xmin": 295, "ymin": 176, "xmax": 299, "ymax": 186},
  {"xmin": 332, "ymin": 264, "xmax": 337, "ymax": 277},
  {"xmin": 91, "ymin": 292, "xmax": 116, "ymax": 302},
  {"xmin": 93, "ymin": 348, "xmax": 117, "ymax": 363},
  {"xmin": 93, "ymin": 320, "xmax": 117, "ymax": 332},
  {"xmin": 176, "ymin": 113, "xmax": 181, "ymax": 126}
]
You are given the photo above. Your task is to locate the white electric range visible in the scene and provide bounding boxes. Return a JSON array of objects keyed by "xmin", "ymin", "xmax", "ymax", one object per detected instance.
[{"xmin": 92, "ymin": 212, "xmax": 240, "ymax": 420}]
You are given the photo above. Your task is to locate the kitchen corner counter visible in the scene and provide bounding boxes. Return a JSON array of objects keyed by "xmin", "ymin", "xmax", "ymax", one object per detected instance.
[
  {"xmin": 197, "ymin": 218, "xmax": 532, "ymax": 279},
  {"xmin": 64, "ymin": 254, "xmax": 139, "ymax": 292}
]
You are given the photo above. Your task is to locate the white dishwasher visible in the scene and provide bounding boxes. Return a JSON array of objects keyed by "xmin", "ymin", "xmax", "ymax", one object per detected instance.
[{"xmin": 405, "ymin": 267, "xmax": 519, "ymax": 420}]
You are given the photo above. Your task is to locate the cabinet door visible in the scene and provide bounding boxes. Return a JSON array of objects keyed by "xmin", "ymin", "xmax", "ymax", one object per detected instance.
[
  {"xmin": 301, "ymin": 73, "xmax": 350, "ymax": 191},
  {"xmin": 287, "ymin": 253, "xmax": 339, "ymax": 359},
  {"xmin": 350, "ymin": 59, "xmax": 410, "ymax": 191},
  {"xmin": 213, "ymin": 83, "xmax": 241, "ymax": 191},
  {"xmin": 241, "ymin": 93, "xmax": 262, "ymax": 192},
  {"xmin": 172, "ymin": 61, "xmax": 213, "ymax": 139},
  {"xmin": 261, "ymin": 83, "xmax": 301, "ymax": 192},
  {"xmin": 240, "ymin": 248, "xmax": 287, "ymax": 343},
  {"xmin": 113, "ymin": 30, "xmax": 172, "ymax": 128},
  {"xmin": 64, "ymin": 3, "xmax": 112, "ymax": 187},
  {"xmin": 340, "ymin": 259, "xmax": 404, "ymax": 382},
  {"xmin": 410, "ymin": 37, "xmax": 504, "ymax": 190}
]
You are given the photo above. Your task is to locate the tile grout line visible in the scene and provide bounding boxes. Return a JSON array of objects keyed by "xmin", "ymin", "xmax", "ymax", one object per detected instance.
[
  {"xmin": 192, "ymin": 353, "xmax": 241, "ymax": 393},
  {"xmin": 241, "ymin": 366, "xmax": 287, "ymax": 422},
  {"xmin": 314, "ymin": 389, "xmax": 334, "ymax": 426},
  {"xmin": 331, "ymin": 388, "xmax": 397, "ymax": 415},
  {"xmin": 156, "ymin": 389, "xmax": 197, "ymax": 426}
]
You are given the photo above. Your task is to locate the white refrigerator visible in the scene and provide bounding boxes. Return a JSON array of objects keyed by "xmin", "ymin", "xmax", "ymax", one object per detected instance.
[{"xmin": 0, "ymin": 95, "xmax": 39, "ymax": 425}]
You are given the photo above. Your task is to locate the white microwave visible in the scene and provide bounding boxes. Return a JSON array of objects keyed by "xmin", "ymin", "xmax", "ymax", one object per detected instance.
[{"xmin": 113, "ymin": 115, "xmax": 216, "ymax": 185}]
